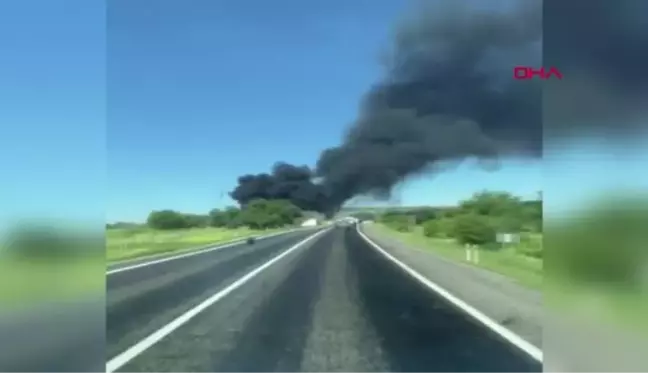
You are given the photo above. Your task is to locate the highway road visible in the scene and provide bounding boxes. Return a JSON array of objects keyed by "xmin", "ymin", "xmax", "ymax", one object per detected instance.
[{"xmin": 107, "ymin": 225, "xmax": 542, "ymax": 372}]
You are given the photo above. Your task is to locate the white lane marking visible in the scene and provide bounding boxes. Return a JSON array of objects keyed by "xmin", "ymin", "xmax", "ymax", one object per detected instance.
[
  {"xmin": 356, "ymin": 224, "xmax": 543, "ymax": 363},
  {"xmin": 107, "ymin": 228, "xmax": 309, "ymax": 275},
  {"xmin": 106, "ymin": 228, "xmax": 330, "ymax": 373}
]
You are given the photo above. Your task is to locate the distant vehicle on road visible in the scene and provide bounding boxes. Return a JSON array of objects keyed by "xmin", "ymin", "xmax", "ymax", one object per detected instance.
[
  {"xmin": 301, "ymin": 218, "xmax": 318, "ymax": 227},
  {"xmin": 246, "ymin": 237, "xmax": 256, "ymax": 244}
]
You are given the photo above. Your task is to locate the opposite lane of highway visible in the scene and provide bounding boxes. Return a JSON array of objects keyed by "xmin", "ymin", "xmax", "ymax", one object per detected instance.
[
  {"xmin": 110, "ymin": 225, "xmax": 542, "ymax": 372},
  {"xmin": 107, "ymin": 228, "xmax": 323, "ymax": 361},
  {"xmin": 107, "ymin": 228, "xmax": 314, "ymax": 274}
]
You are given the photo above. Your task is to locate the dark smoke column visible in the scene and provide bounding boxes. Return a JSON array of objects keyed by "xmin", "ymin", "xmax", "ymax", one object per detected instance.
[
  {"xmin": 229, "ymin": 162, "xmax": 334, "ymax": 216},
  {"xmin": 316, "ymin": 0, "xmax": 542, "ymax": 208}
]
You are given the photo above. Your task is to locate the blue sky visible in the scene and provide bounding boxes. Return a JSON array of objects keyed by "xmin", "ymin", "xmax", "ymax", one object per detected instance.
[
  {"xmin": 0, "ymin": 0, "xmax": 105, "ymax": 228},
  {"xmin": 1, "ymin": 0, "xmax": 644, "ymax": 226},
  {"xmin": 107, "ymin": 0, "xmax": 398, "ymax": 221},
  {"xmin": 106, "ymin": 0, "xmax": 543, "ymax": 222}
]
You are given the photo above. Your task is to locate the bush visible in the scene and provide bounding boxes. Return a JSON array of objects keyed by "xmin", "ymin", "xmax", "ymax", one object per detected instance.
[
  {"xmin": 385, "ymin": 214, "xmax": 413, "ymax": 232},
  {"xmin": 4, "ymin": 225, "xmax": 98, "ymax": 260},
  {"xmin": 392, "ymin": 220, "xmax": 413, "ymax": 232},
  {"xmin": 521, "ymin": 200, "xmax": 542, "ymax": 232},
  {"xmin": 422, "ymin": 219, "xmax": 440, "ymax": 237},
  {"xmin": 549, "ymin": 200, "xmax": 648, "ymax": 287},
  {"xmin": 516, "ymin": 233, "xmax": 543, "ymax": 258},
  {"xmin": 459, "ymin": 191, "xmax": 522, "ymax": 217},
  {"xmin": 380, "ymin": 211, "xmax": 403, "ymax": 223},
  {"xmin": 209, "ymin": 208, "xmax": 229, "ymax": 227},
  {"xmin": 147, "ymin": 210, "xmax": 188, "ymax": 230},
  {"xmin": 457, "ymin": 190, "xmax": 542, "ymax": 234},
  {"xmin": 184, "ymin": 214, "xmax": 210, "ymax": 228},
  {"xmin": 436, "ymin": 218, "xmax": 456, "ymax": 237},
  {"xmin": 238, "ymin": 199, "xmax": 302, "ymax": 229},
  {"xmin": 413, "ymin": 208, "xmax": 438, "ymax": 224},
  {"xmin": 210, "ymin": 206, "xmax": 245, "ymax": 228},
  {"xmin": 453, "ymin": 214, "xmax": 496, "ymax": 246},
  {"xmin": 491, "ymin": 215, "xmax": 523, "ymax": 232},
  {"xmin": 380, "ymin": 211, "xmax": 414, "ymax": 232}
]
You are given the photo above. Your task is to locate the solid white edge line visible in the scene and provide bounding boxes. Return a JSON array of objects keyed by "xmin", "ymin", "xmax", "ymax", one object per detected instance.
[
  {"xmin": 355, "ymin": 224, "xmax": 544, "ymax": 363},
  {"xmin": 107, "ymin": 228, "xmax": 309, "ymax": 275},
  {"xmin": 106, "ymin": 228, "xmax": 330, "ymax": 373}
]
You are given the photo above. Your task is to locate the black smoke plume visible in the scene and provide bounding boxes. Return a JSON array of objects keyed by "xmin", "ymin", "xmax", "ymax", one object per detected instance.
[
  {"xmin": 316, "ymin": 0, "xmax": 542, "ymax": 208},
  {"xmin": 231, "ymin": 1, "xmax": 542, "ymax": 213},
  {"xmin": 544, "ymin": 0, "xmax": 648, "ymax": 134},
  {"xmin": 229, "ymin": 162, "xmax": 330, "ymax": 213}
]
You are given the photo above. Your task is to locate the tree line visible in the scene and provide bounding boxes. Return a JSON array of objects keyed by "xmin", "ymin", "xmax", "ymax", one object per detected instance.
[
  {"xmin": 108, "ymin": 199, "xmax": 308, "ymax": 231},
  {"xmin": 359, "ymin": 191, "xmax": 648, "ymax": 289},
  {"xmin": 354, "ymin": 191, "xmax": 543, "ymax": 257},
  {"xmin": 105, "ymin": 190, "xmax": 648, "ymax": 290}
]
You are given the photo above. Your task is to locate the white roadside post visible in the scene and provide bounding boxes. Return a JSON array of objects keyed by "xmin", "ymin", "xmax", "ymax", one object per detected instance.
[
  {"xmin": 465, "ymin": 244, "xmax": 479, "ymax": 263},
  {"xmin": 464, "ymin": 244, "xmax": 480, "ymax": 264}
]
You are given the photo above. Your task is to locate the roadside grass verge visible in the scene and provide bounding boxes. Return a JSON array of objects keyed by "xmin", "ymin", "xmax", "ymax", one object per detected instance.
[
  {"xmin": 0, "ymin": 226, "xmax": 289, "ymax": 307},
  {"xmin": 0, "ymin": 257, "xmax": 104, "ymax": 307},
  {"xmin": 545, "ymin": 278, "xmax": 648, "ymax": 333},
  {"xmin": 371, "ymin": 223, "xmax": 648, "ymax": 333},
  {"xmin": 369, "ymin": 223, "xmax": 543, "ymax": 290},
  {"xmin": 106, "ymin": 226, "xmax": 288, "ymax": 263}
]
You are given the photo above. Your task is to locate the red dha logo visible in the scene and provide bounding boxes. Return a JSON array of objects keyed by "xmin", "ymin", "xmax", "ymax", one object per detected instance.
[{"xmin": 513, "ymin": 66, "xmax": 563, "ymax": 80}]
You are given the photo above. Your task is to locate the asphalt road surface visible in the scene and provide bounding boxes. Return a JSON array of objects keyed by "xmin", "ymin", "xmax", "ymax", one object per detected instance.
[{"xmin": 107, "ymin": 225, "xmax": 542, "ymax": 372}]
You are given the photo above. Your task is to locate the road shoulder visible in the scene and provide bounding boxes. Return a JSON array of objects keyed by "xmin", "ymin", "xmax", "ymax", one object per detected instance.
[{"xmin": 359, "ymin": 223, "xmax": 542, "ymax": 348}]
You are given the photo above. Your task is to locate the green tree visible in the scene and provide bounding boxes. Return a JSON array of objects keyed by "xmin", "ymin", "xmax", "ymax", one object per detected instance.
[
  {"xmin": 380, "ymin": 211, "xmax": 406, "ymax": 223},
  {"xmin": 238, "ymin": 199, "xmax": 302, "ymax": 229},
  {"xmin": 492, "ymin": 215, "xmax": 524, "ymax": 232},
  {"xmin": 412, "ymin": 207, "xmax": 438, "ymax": 224},
  {"xmin": 550, "ymin": 196, "xmax": 648, "ymax": 287},
  {"xmin": 520, "ymin": 200, "xmax": 542, "ymax": 232},
  {"xmin": 5, "ymin": 225, "xmax": 86, "ymax": 260},
  {"xmin": 224, "ymin": 206, "xmax": 243, "ymax": 228},
  {"xmin": 422, "ymin": 219, "xmax": 440, "ymax": 237},
  {"xmin": 106, "ymin": 222, "xmax": 140, "ymax": 230},
  {"xmin": 440, "ymin": 207, "xmax": 460, "ymax": 219},
  {"xmin": 459, "ymin": 191, "xmax": 522, "ymax": 218},
  {"xmin": 458, "ymin": 190, "xmax": 533, "ymax": 235},
  {"xmin": 517, "ymin": 233, "xmax": 543, "ymax": 258},
  {"xmin": 453, "ymin": 214, "xmax": 496, "ymax": 246},
  {"xmin": 269, "ymin": 199, "xmax": 303, "ymax": 223},
  {"xmin": 208, "ymin": 208, "xmax": 229, "ymax": 227},
  {"xmin": 437, "ymin": 217, "xmax": 456, "ymax": 237},
  {"xmin": 183, "ymin": 214, "xmax": 209, "ymax": 228},
  {"xmin": 383, "ymin": 213, "xmax": 413, "ymax": 232},
  {"xmin": 147, "ymin": 210, "xmax": 188, "ymax": 230}
]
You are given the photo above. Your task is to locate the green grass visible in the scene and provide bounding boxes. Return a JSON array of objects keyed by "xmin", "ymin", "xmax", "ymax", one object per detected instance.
[
  {"xmin": 106, "ymin": 226, "xmax": 288, "ymax": 262},
  {"xmin": 546, "ymin": 278, "xmax": 648, "ymax": 333},
  {"xmin": 0, "ymin": 258, "xmax": 104, "ymax": 307},
  {"xmin": 0, "ymin": 226, "xmax": 290, "ymax": 306},
  {"xmin": 373, "ymin": 223, "xmax": 648, "ymax": 333},
  {"xmin": 371, "ymin": 223, "xmax": 543, "ymax": 289}
]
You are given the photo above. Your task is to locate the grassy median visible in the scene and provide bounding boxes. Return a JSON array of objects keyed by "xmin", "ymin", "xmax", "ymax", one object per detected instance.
[{"xmin": 106, "ymin": 226, "xmax": 287, "ymax": 263}]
